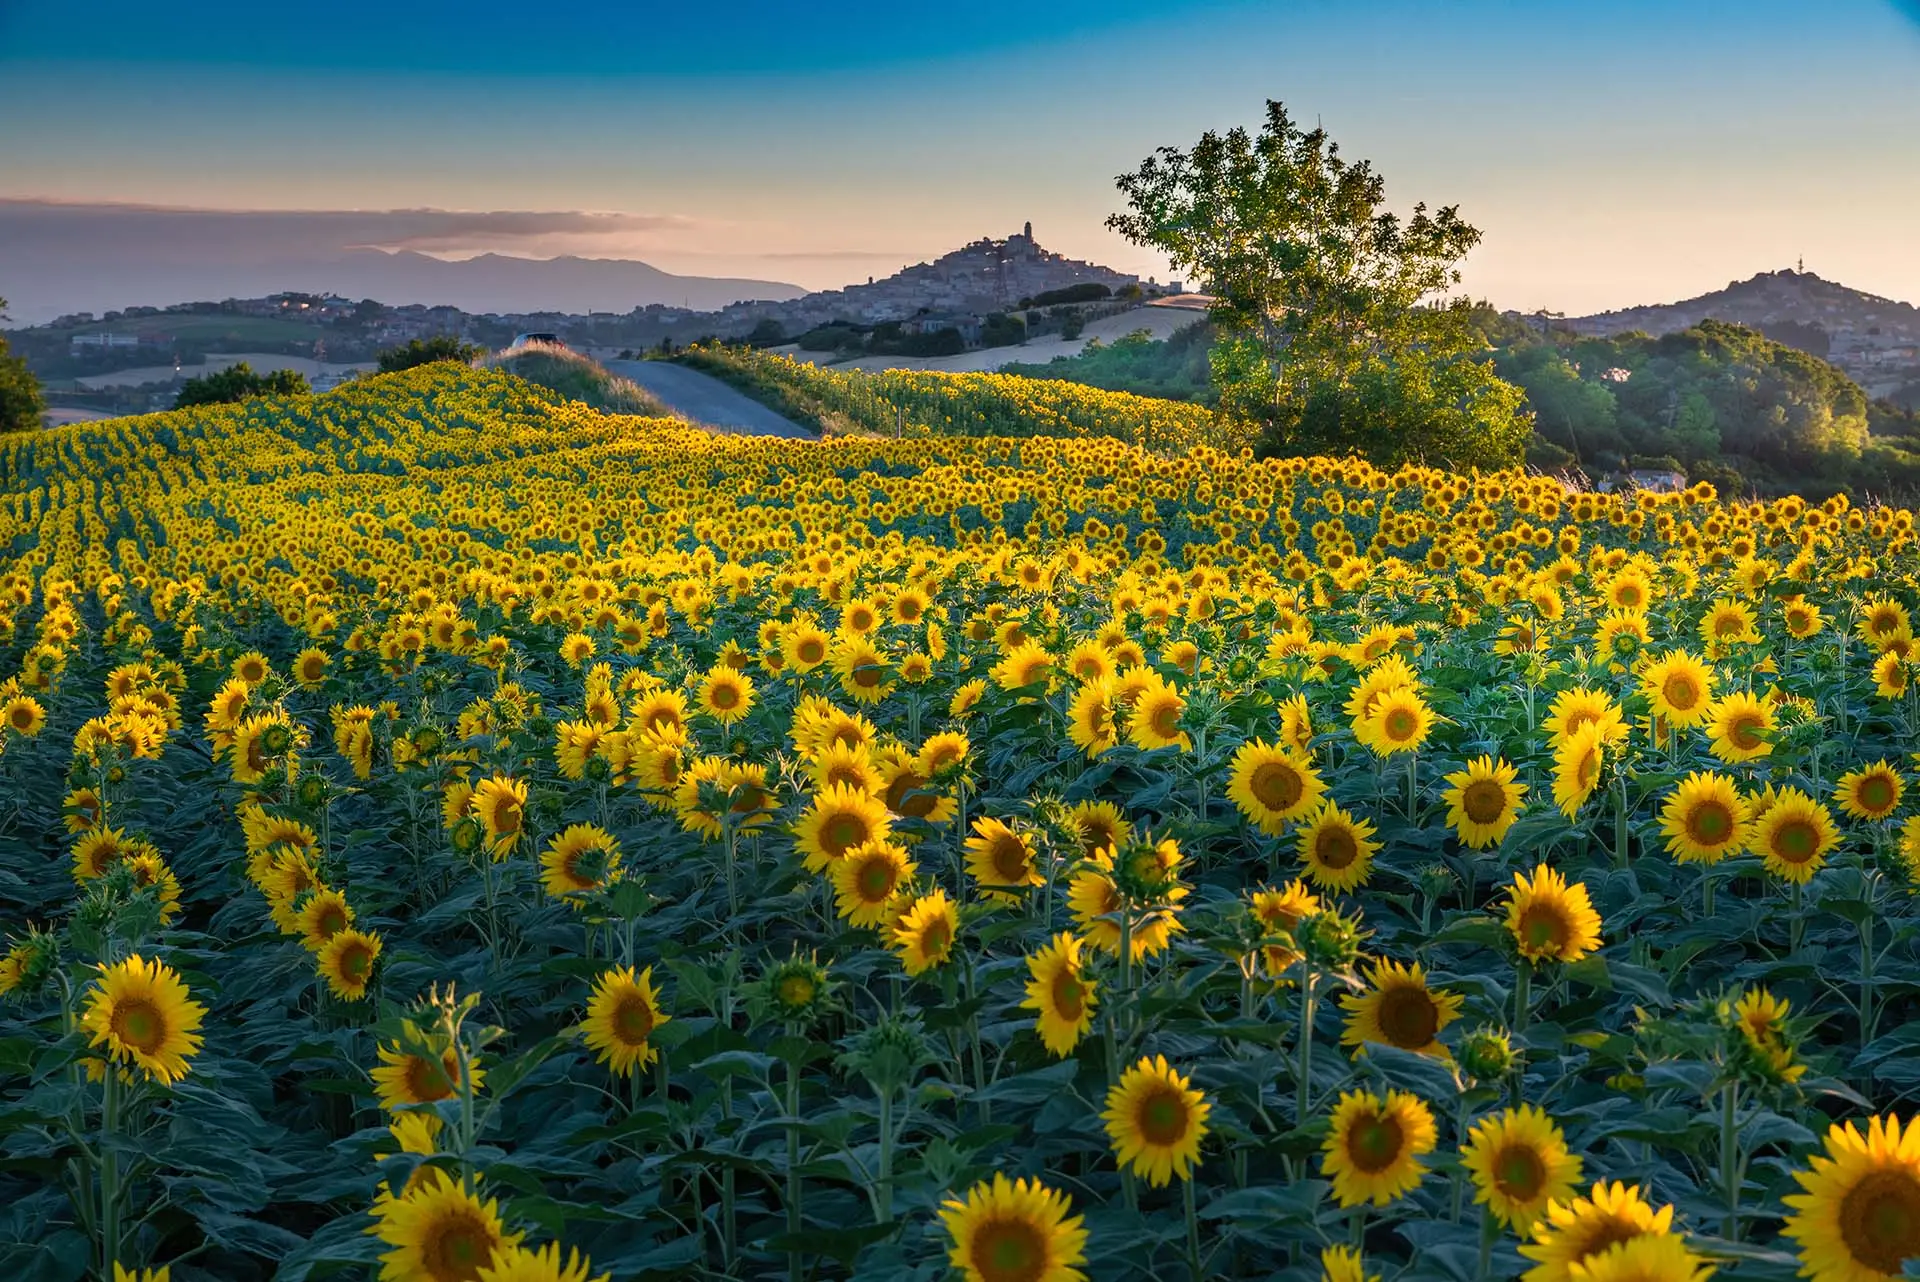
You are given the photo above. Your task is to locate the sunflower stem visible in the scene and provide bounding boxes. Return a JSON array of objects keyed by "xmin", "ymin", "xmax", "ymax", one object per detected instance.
[
  {"xmin": 99, "ymin": 1061, "xmax": 122, "ymax": 1275},
  {"xmin": 875, "ymin": 1085, "xmax": 894, "ymax": 1225},
  {"xmin": 1702, "ymin": 868, "xmax": 1715, "ymax": 918},
  {"xmin": 786, "ymin": 1052, "xmax": 804, "ymax": 1282},
  {"xmin": 1477, "ymin": 1204, "xmax": 1497, "ymax": 1278},
  {"xmin": 1720, "ymin": 1080, "xmax": 1741, "ymax": 1241},
  {"xmin": 1295, "ymin": 970, "xmax": 1318, "ymax": 1125},
  {"xmin": 1405, "ymin": 749, "xmax": 1418, "ymax": 821},
  {"xmin": 1184, "ymin": 1173, "xmax": 1202, "ymax": 1279}
]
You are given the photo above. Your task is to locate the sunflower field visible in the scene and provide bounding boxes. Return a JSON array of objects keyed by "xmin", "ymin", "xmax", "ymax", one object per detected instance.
[{"xmin": 7, "ymin": 363, "xmax": 1920, "ymax": 1282}]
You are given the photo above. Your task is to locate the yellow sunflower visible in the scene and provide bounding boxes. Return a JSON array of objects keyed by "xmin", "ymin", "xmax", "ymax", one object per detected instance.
[
  {"xmin": 470, "ymin": 776, "xmax": 528, "ymax": 858},
  {"xmin": 1519, "ymin": 1181, "xmax": 1674, "ymax": 1282},
  {"xmin": 80, "ymin": 954, "xmax": 207, "ymax": 1086},
  {"xmin": 1066, "ymin": 679, "xmax": 1119, "ymax": 758},
  {"xmin": 1322, "ymin": 1088, "xmax": 1438, "ymax": 1207},
  {"xmin": 1320, "ymin": 1245, "xmax": 1377, "ymax": 1282},
  {"xmin": 964, "ymin": 816, "xmax": 1042, "ymax": 897},
  {"xmin": 1226, "ymin": 739, "xmax": 1327, "ymax": 835},
  {"xmin": 296, "ymin": 887, "xmax": 355, "ymax": 952},
  {"xmin": 1544, "ymin": 687, "xmax": 1628, "ymax": 748},
  {"xmin": 1296, "ymin": 803, "xmax": 1381, "ymax": 892},
  {"xmin": 1734, "ymin": 988, "xmax": 1806, "ymax": 1085},
  {"xmin": 1126, "ymin": 672, "xmax": 1190, "ymax": 752},
  {"xmin": 991, "ymin": 642, "xmax": 1056, "ymax": 693},
  {"xmin": 316, "ymin": 927, "xmax": 381, "ymax": 1001},
  {"xmin": 1460, "ymin": 1104, "xmax": 1585, "ymax": 1230},
  {"xmin": 1873, "ymin": 651, "xmax": 1910, "ymax": 700},
  {"xmin": 1102, "ymin": 1054, "xmax": 1211, "ymax": 1186},
  {"xmin": 1783, "ymin": 1113, "xmax": 1920, "ymax": 1282},
  {"xmin": 1641, "ymin": 651, "xmax": 1716, "ymax": 728},
  {"xmin": 1563, "ymin": 1234, "xmax": 1716, "ymax": 1282},
  {"xmin": 937, "ymin": 1173, "xmax": 1087, "ymax": 1282},
  {"xmin": 1249, "ymin": 881, "xmax": 1321, "ymax": 978},
  {"xmin": 1021, "ymin": 932, "xmax": 1096, "ymax": 1057},
  {"xmin": 1750, "ymin": 788, "xmax": 1840, "ymax": 883},
  {"xmin": 1658, "ymin": 772, "xmax": 1750, "ymax": 865},
  {"xmin": 372, "ymin": 1042, "xmax": 482, "ymax": 1113},
  {"xmin": 539, "ymin": 823, "xmax": 623, "ymax": 899},
  {"xmin": 1504, "ymin": 865, "xmax": 1603, "ymax": 964},
  {"xmin": 1705, "ymin": 690, "xmax": 1775, "ymax": 764},
  {"xmin": 1355, "ymin": 685, "xmax": 1434, "ymax": 757},
  {"xmin": 1067, "ymin": 851, "xmax": 1185, "ymax": 960},
  {"xmin": 1338, "ymin": 959, "xmax": 1463, "ymax": 1057},
  {"xmin": 792, "ymin": 783, "xmax": 894, "ymax": 873},
  {"xmin": 1442, "ymin": 755, "xmax": 1527, "ymax": 849},
  {"xmin": 1062, "ymin": 800, "xmax": 1129, "ymax": 858},
  {"xmin": 371, "ymin": 1165, "xmax": 520, "ymax": 1282},
  {"xmin": 892, "ymin": 889, "xmax": 960, "ymax": 975},
  {"xmin": 1552, "ymin": 723, "xmax": 1607, "ymax": 820},
  {"xmin": 580, "ymin": 965, "xmax": 669, "ymax": 1077},
  {"xmin": 812, "ymin": 739, "xmax": 883, "ymax": 797},
  {"xmin": 1836, "ymin": 761, "xmax": 1905, "ymax": 822},
  {"xmin": 696, "ymin": 664, "xmax": 755, "ymax": 725},
  {"xmin": 829, "ymin": 840, "xmax": 915, "ymax": 927},
  {"xmin": 474, "ymin": 1242, "xmax": 608, "ymax": 1282}
]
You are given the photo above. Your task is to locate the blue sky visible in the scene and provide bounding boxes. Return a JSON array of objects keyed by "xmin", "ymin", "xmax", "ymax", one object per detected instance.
[{"xmin": 2, "ymin": 0, "xmax": 1917, "ymax": 314}]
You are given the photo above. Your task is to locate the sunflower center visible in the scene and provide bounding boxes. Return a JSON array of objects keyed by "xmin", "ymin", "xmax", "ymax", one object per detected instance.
[
  {"xmin": 991, "ymin": 838, "xmax": 1031, "ymax": 882},
  {"xmin": 110, "ymin": 997, "xmax": 167, "ymax": 1054},
  {"xmin": 1376, "ymin": 987, "xmax": 1441, "ymax": 1048},
  {"xmin": 1519, "ymin": 906, "xmax": 1569, "ymax": 953},
  {"xmin": 857, "ymin": 856, "xmax": 897, "ymax": 901},
  {"xmin": 852, "ymin": 663, "xmax": 883, "ymax": 689},
  {"xmin": 1687, "ymin": 801, "xmax": 1735, "ymax": 846},
  {"xmin": 1493, "ymin": 1142, "xmax": 1548, "ymax": 1199},
  {"xmin": 823, "ymin": 814, "xmax": 869, "ymax": 856},
  {"xmin": 1662, "ymin": 675, "xmax": 1701, "ymax": 712},
  {"xmin": 972, "ymin": 1217, "xmax": 1046, "ymax": 1282},
  {"xmin": 1249, "ymin": 760, "xmax": 1305, "ymax": 812},
  {"xmin": 1569, "ymin": 1221, "xmax": 1642, "ymax": 1267},
  {"xmin": 797, "ymin": 639, "xmax": 825, "ymax": 664},
  {"xmin": 612, "ymin": 993, "xmax": 655, "ymax": 1046},
  {"xmin": 340, "ymin": 943, "xmax": 373, "ymax": 979},
  {"xmin": 920, "ymin": 919, "xmax": 952, "ymax": 961},
  {"xmin": 404, "ymin": 1055, "xmax": 457, "ymax": 1102},
  {"xmin": 1728, "ymin": 714, "xmax": 1765, "ymax": 750},
  {"xmin": 1574, "ymin": 747, "xmax": 1600, "ymax": 790},
  {"xmin": 778, "ymin": 975, "xmax": 816, "ymax": 1007},
  {"xmin": 1050, "ymin": 969, "xmax": 1085, "ymax": 1020},
  {"xmin": 1315, "ymin": 827, "xmax": 1359, "ymax": 870},
  {"xmin": 1859, "ymin": 776, "xmax": 1897, "ymax": 813},
  {"xmin": 1461, "ymin": 780, "xmax": 1508, "ymax": 826},
  {"xmin": 493, "ymin": 800, "xmax": 522, "ymax": 836},
  {"xmin": 1772, "ymin": 819, "xmax": 1819, "ymax": 865},
  {"xmin": 1839, "ymin": 1170, "xmax": 1920, "ymax": 1275},
  {"xmin": 710, "ymin": 683, "xmax": 739, "ymax": 710},
  {"xmin": 1150, "ymin": 702, "xmax": 1182, "ymax": 739},
  {"xmin": 1135, "ymin": 1085, "xmax": 1192, "ymax": 1147},
  {"xmin": 1348, "ymin": 1112, "xmax": 1406, "ymax": 1173},
  {"xmin": 1714, "ymin": 614, "xmax": 1745, "ymax": 638},
  {"xmin": 424, "ymin": 1210, "xmax": 497, "ymax": 1282},
  {"xmin": 1383, "ymin": 708, "xmax": 1418, "ymax": 742}
]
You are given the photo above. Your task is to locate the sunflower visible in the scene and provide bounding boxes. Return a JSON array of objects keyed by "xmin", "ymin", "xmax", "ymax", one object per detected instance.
[
  {"xmin": 1338, "ymin": 959, "xmax": 1462, "ymax": 1057},
  {"xmin": 1858, "ymin": 597, "xmax": 1914, "ymax": 647},
  {"xmin": 371, "ymin": 1165, "xmax": 520, "ymax": 1282},
  {"xmin": 1563, "ymin": 1234, "xmax": 1716, "ymax": 1282},
  {"xmin": 1442, "ymin": 755, "xmax": 1526, "ymax": 849},
  {"xmin": 1460, "ymin": 1104, "xmax": 1585, "ymax": 1230},
  {"xmin": 1249, "ymin": 881, "xmax": 1321, "ymax": 977},
  {"xmin": 1505, "ymin": 865, "xmax": 1603, "ymax": 964},
  {"xmin": 1062, "ymin": 800, "xmax": 1128, "ymax": 858},
  {"xmin": 1873, "ymin": 651, "xmax": 1910, "ymax": 700},
  {"xmin": 1700, "ymin": 598, "xmax": 1760, "ymax": 648},
  {"xmin": 372, "ymin": 1041, "xmax": 482, "ymax": 1112},
  {"xmin": 112, "ymin": 1268, "xmax": 170, "ymax": 1282},
  {"xmin": 1782, "ymin": 1113, "xmax": 1920, "ymax": 1282},
  {"xmin": 917, "ymin": 731, "xmax": 970, "ymax": 779},
  {"xmin": 1126, "ymin": 672, "xmax": 1190, "ymax": 751},
  {"xmin": 317, "ymin": 927, "xmax": 381, "ymax": 1001},
  {"xmin": 580, "ymin": 965, "xmax": 669, "ymax": 1077},
  {"xmin": 1322, "ymin": 1088, "xmax": 1438, "ymax": 1207},
  {"xmin": 1066, "ymin": 680, "xmax": 1119, "ymax": 758},
  {"xmin": 475, "ymin": 1243, "xmax": 609, "ymax": 1282},
  {"xmin": 829, "ymin": 840, "xmax": 914, "ymax": 927},
  {"xmin": 1783, "ymin": 596, "xmax": 1826, "ymax": 639},
  {"xmin": 893, "ymin": 888, "xmax": 960, "ymax": 975},
  {"xmin": 673, "ymin": 758, "xmax": 775, "ymax": 840},
  {"xmin": 72, "ymin": 825, "xmax": 134, "ymax": 882},
  {"xmin": 1734, "ymin": 987, "xmax": 1806, "ymax": 1085},
  {"xmin": 1226, "ymin": 739, "xmax": 1326, "ymax": 835},
  {"xmin": 80, "ymin": 954, "xmax": 206, "ymax": 1086},
  {"xmin": 470, "ymin": 776, "xmax": 528, "ymax": 858},
  {"xmin": 1706, "ymin": 691, "xmax": 1775, "ymax": 763},
  {"xmin": 1021, "ymin": 932, "xmax": 1096, "ymax": 1057},
  {"xmin": 1296, "ymin": 803, "xmax": 1381, "ymax": 892},
  {"xmin": 1836, "ymin": 761, "xmax": 1905, "ymax": 822},
  {"xmin": 1751, "ymin": 788, "xmax": 1840, "ymax": 883},
  {"xmin": 2, "ymin": 694, "xmax": 46, "ymax": 736},
  {"xmin": 964, "ymin": 817, "xmax": 1042, "ymax": 897},
  {"xmin": 1279, "ymin": 692, "xmax": 1315, "ymax": 753},
  {"xmin": 949, "ymin": 678, "xmax": 988, "ymax": 718},
  {"xmin": 832, "ymin": 636, "xmax": 895, "ymax": 705},
  {"xmin": 1520, "ymin": 1181, "xmax": 1675, "ymax": 1282},
  {"xmin": 1066, "ymin": 853, "xmax": 1186, "ymax": 959},
  {"xmin": 793, "ymin": 784, "xmax": 893, "ymax": 873},
  {"xmin": 991, "ymin": 642, "xmax": 1056, "ymax": 693},
  {"xmin": 1320, "ymin": 1246, "xmax": 1377, "ymax": 1282},
  {"xmin": 1552, "ymin": 723, "xmax": 1607, "ymax": 820},
  {"xmin": 1658, "ymin": 772, "xmax": 1750, "ymax": 864},
  {"xmin": 1102, "ymin": 1055, "xmax": 1211, "ymax": 1186},
  {"xmin": 630, "ymin": 688, "xmax": 688, "ymax": 737},
  {"xmin": 296, "ymin": 887, "xmax": 355, "ymax": 951},
  {"xmin": 782, "ymin": 623, "xmax": 831, "ymax": 672},
  {"xmin": 1355, "ymin": 685, "xmax": 1434, "ymax": 757},
  {"xmin": 539, "ymin": 824, "xmax": 622, "ymax": 899},
  {"xmin": 879, "ymin": 750, "xmax": 959, "ymax": 826},
  {"xmin": 697, "ymin": 665, "xmax": 755, "ymax": 725},
  {"xmin": 62, "ymin": 786, "xmax": 104, "ymax": 834},
  {"xmin": 937, "ymin": 1173, "xmax": 1087, "ymax": 1282},
  {"xmin": 292, "ymin": 647, "xmax": 330, "ymax": 689},
  {"xmin": 1641, "ymin": 651, "xmax": 1716, "ymax": 727}
]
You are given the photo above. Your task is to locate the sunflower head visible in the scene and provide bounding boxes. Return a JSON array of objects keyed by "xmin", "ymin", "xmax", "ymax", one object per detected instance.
[
  {"xmin": 752, "ymin": 951, "xmax": 835, "ymax": 1028},
  {"xmin": 1784, "ymin": 1113, "xmax": 1920, "ymax": 1282},
  {"xmin": 937, "ymin": 1173, "xmax": 1088, "ymax": 1282}
]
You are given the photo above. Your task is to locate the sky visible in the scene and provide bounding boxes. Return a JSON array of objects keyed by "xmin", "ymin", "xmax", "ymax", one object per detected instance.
[{"xmin": 1, "ymin": 0, "xmax": 1918, "ymax": 319}]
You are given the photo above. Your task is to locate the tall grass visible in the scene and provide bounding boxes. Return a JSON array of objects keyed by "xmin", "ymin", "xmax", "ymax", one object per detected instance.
[{"xmin": 480, "ymin": 342, "xmax": 672, "ymax": 417}]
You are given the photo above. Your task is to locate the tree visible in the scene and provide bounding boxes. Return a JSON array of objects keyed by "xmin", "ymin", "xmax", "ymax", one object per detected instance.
[
  {"xmin": 174, "ymin": 362, "xmax": 309, "ymax": 410},
  {"xmin": 377, "ymin": 335, "xmax": 482, "ymax": 373},
  {"xmin": 1108, "ymin": 100, "xmax": 1532, "ymax": 470},
  {"xmin": 0, "ymin": 296, "xmax": 47, "ymax": 434}
]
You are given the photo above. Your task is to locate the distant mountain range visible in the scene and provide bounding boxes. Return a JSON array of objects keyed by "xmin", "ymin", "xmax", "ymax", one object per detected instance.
[
  {"xmin": 1560, "ymin": 269, "xmax": 1920, "ymax": 398},
  {"xmin": 0, "ymin": 199, "xmax": 804, "ymax": 321}
]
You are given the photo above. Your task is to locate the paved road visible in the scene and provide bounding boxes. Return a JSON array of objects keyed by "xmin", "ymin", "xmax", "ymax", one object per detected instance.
[{"xmin": 605, "ymin": 359, "xmax": 814, "ymax": 439}]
